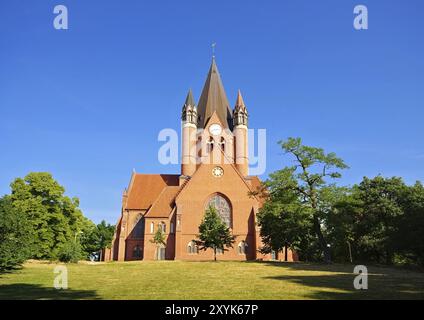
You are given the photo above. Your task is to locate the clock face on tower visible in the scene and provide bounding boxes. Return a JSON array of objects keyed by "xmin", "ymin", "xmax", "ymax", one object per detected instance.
[
  {"xmin": 209, "ymin": 124, "xmax": 222, "ymax": 136},
  {"xmin": 212, "ymin": 166, "xmax": 224, "ymax": 178}
]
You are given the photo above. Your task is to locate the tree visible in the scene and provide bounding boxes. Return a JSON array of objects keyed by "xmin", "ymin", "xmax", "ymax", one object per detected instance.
[
  {"xmin": 81, "ymin": 220, "xmax": 115, "ymax": 259},
  {"xmin": 150, "ymin": 225, "xmax": 166, "ymax": 260},
  {"xmin": 0, "ymin": 196, "xmax": 34, "ymax": 271},
  {"xmin": 324, "ymin": 187, "xmax": 359, "ymax": 263},
  {"xmin": 397, "ymin": 181, "xmax": 424, "ymax": 266},
  {"xmin": 197, "ymin": 206, "xmax": 235, "ymax": 261},
  {"xmin": 256, "ymin": 186, "xmax": 312, "ymax": 261},
  {"xmin": 255, "ymin": 138, "xmax": 348, "ymax": 262},
  {"xmin": 354, "ymin": 176, "xmax": 407, "ymax": 264},
  {"xmin": 9, "ymin": 172, "xmax": 86, "ymax": 260}
]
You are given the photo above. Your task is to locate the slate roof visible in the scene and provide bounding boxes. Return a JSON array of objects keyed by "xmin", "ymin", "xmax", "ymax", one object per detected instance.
[{"xmin": 197, "ymin": 58, "xmax": 233, "ymax": 129}]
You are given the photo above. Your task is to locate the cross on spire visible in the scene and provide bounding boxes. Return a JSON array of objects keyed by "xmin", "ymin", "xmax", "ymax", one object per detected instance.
[{"xmin": 212, "ymin": 42, "xmax": 216, "ymax": 58}]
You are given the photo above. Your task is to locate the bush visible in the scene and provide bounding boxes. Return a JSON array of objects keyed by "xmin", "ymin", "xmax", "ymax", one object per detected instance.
[{"xmin": 57, "ymin": 241, "xmax": 82, "ymax": 263}]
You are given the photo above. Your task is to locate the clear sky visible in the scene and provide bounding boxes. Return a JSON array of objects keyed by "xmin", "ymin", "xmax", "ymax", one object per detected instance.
[{"xmin": 1, "ymin": 0, "xmax": 423, "ymax": 224}]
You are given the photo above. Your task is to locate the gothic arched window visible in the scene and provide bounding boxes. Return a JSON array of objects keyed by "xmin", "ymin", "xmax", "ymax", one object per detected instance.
[
  {"xmin": 219, "ymin": 137, "xmax": 225, "ymax": 152},
  {"xmin": 133, "ymin": 214, "xmax": 145, "ymax": 239},
  {"xmin": 206, "ymin": 194, "xmax": 232, "ymax": 228},
  {"xmin": 207, "ymin": 137, "xmax": 214, "ymax": 154}
]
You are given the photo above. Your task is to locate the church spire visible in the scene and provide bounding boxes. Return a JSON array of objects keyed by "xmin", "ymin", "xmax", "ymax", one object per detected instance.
[
  {"xmin": 233, "ymin": 90, "xmax": 248, "ymax": 127},
  {"xmin": 181, "ymin": 89, "xmax": 197, "ymax": 124},
  {"xmin": 197, "ymin": 58, "xmax": 233, "ymax": 129},
  {"xmin": 185, "ymin": 89, "xmax": 195, "ymax": 107}
]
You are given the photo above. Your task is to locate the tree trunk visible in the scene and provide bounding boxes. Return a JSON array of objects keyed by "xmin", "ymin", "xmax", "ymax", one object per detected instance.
[
  {"xmin": 313, "ymin": 214, "xmax": 330, "ymax": 263},
  {"xmin": 284, "ymin": 244, "xmax": 288, "ymax": 262},
  {"xmin": 214, "ymin": 248, "xmax": 217, "ymax": 261},
  {"xmin": 310, "ymin": 190, "xmax": 330, "ymax": 263},
  {"xmin": 386, "ymin": 249, "xmax": 392, "ymax": 265},
  {"xmin": 347, "ymin": 241, "xmax": 353, "ymax": 263}
]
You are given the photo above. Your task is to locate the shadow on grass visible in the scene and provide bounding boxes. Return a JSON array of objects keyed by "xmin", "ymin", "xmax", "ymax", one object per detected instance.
[
  {"xmin": 0, "ymin": 284, "xmax": 99, "ymax": 300},
  {"xmin": 255, "ymin": 261, "xmax": 424, "ymax": 299}
]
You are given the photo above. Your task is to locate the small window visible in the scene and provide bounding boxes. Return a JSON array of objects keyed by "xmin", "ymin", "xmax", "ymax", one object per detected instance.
[
  {"xmin": 187, "ymin": 241, "xmax": 198, "ymax": 254},
  {"xmin": 220, "ymin": 137, "xmax": 226, "ymax": 152},
  {"xmin": 150, "ymin": 222, "xmax": 154, "ymax": 233},
  {"xmin": 170, "ymin": 222, "xmax": 174, "ymax": 234},
  {"xmin": 159, "ymin": 222, "xmax": 166, "ymax": 233},
  {"xmin": 216, "ymin": 247, "xmax": 223, "ymax": 255},
  {"xmin": 133, "ymin": 245, "xmax": 142, "ymax": 259},
  {"xmin": 207, "ymin": 137, "xmax": 214, "ymax": 153}
]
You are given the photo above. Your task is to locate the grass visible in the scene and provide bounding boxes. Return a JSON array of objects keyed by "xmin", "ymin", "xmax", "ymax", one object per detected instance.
[{"xmin": 1, "ymin": 260, "xmax": 423, "ymax": 300}]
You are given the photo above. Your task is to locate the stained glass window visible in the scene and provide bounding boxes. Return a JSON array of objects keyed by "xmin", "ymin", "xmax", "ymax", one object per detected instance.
[{"xmin": 207, "ymin": 194, "xmax": 232, "ymax": 228}]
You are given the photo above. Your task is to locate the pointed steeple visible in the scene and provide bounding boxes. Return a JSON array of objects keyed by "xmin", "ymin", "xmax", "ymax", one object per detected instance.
[
  {"xmin": 235, "ymin": 90, "xmax": 247, "ymax": 111},
  {"xmin": 184, "ymin": 89, "xmax": 195, "ymax": 108},
  {"xmin": 197, "ymin": 58, "xmax": 233, "ymax": 129},
  {"xmin": 233, "ymin": 90, "xmax": 248, "ymax": 127},
  {"xmin": 181, "ymin": 89, "xmax": 197, "ymax": 124}
]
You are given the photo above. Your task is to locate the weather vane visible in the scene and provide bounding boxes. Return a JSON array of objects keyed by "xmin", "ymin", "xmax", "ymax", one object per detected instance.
[{"xmin": 212, "ymin": 42, "xmax": 216, "ymax": 58}]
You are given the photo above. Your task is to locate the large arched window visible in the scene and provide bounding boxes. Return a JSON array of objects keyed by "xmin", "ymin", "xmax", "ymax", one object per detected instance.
[
  {"xmin": 206, "ymin": 194, "xmax": 232, "ymax": 228},
  {"xmin": 133, "ymin": 214, "xmax": 145, "ymax": 238}
]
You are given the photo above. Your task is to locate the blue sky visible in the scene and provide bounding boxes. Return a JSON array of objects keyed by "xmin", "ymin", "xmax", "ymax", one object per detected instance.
[{"xmin": 1, "ymin": 0, "xmax": 423, "ymax": 224}]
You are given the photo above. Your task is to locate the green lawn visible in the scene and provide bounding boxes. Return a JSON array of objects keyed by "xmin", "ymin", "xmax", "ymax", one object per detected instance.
[{"xmin": 0, "ymin": 260, "xmax": 423, "ymax": 300}]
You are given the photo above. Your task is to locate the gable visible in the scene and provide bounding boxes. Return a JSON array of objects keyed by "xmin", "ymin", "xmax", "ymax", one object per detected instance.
[{"xmin": 176, "ymin": 148, "xmax": 258, "ymax": 205}]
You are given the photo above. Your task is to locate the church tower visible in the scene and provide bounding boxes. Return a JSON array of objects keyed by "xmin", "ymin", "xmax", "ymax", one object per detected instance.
[
  {"xmin": 180, "ymin": 58, "xmax": 249, "ymax": 177},
  {"xmin": 233, "ymin": 90, "xmax": 249, "ymax": 176},
  {"xmin": 181, "ymin": 89, "xmax": 197, "ymax": 177}
]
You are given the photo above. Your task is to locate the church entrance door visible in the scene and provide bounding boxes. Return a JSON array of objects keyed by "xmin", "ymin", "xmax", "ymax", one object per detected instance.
[{"xmin": 156, "ymin": 247, "xmax": 166, "ymax": 260}]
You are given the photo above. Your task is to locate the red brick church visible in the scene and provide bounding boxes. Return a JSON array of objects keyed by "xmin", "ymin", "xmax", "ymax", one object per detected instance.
[{"xmin": 105, "ymin": 59, "xmax": 296, "ymax": 262}]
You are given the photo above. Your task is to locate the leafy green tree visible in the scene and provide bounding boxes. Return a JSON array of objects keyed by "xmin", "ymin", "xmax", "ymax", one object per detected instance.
[
  {"xmin": 150, "ymin": 227, "xmax": 166, "ymax": 247},
  {"xmin": 0, "ymin": 196, "xmax": 34, "ymax": 271},
  {"xmin": 256, "ymin": 138, "xmax": 348, "ymax": 262},
  {"xmin": 81, "ymin": 220, "xmax": 115, "ymax": 259},
  {"xmin": 325, "ymin": 188, "xmax": 360, "ymax": 263},
  {"xmin": 197, "ymin": 206, "xmax": 235, "ymax": 261},
  {"xmin": 9, "ymin": 172, "xmax": 86, "ymax": 260},
  {"xmin": 150, "ymin": 225, "xmax": 166, "ymax": 260},
  {"xmin": 395, "ymin": 181, "xmax": 424, "ymax": 266},
  {"xmin": 354, "ymin": 176, "xmax": 407, "ymax": 264},
  {"xmin": 256, "ymin": 180, "xmax": 312, "ymax": 261}
]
